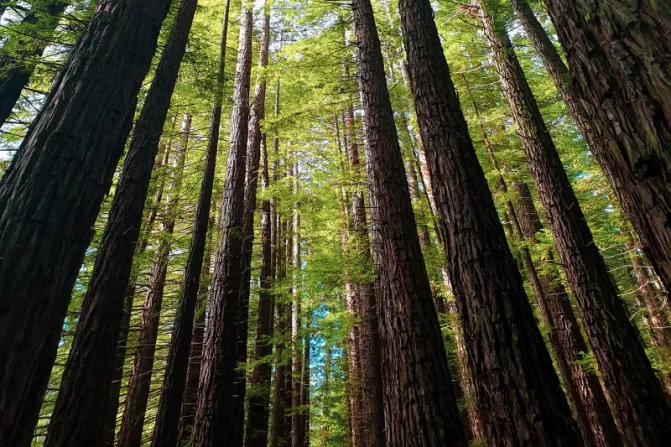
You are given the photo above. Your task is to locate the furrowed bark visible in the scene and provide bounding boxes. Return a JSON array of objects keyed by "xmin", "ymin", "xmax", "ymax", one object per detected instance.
[
  {"xmin": 244, "ymin": 12, "xmax": 274, "ymax": 446},
  {"xmin": 43, "ymin": 3, "xmax": 196, "ymax": 445},
  {"xmin": 537, "ymin": 0, "xmax": 671, "ymax": 296},
  {"xmin": 0, "ymin": 1, "xmax": 172, "ymax": 444},
  {"xmin": 352, "ymin": 0, "xmax": 466, "ymax": 444},
  {"xmin": 477, "ymin": 2, "xmax": 671, "ymax": 444},
  {"xmin": 178, "ymin": 216, "xmax": 214, "ymax": 444},
  {"xmin": 190, "ymin": 3, "xmax": 254, "ymax": 442},
  {"xmin": 151, "ymin": 0, "xmax": 233, "ymax": 444},
  {"xmin": 396, "ymin": 0, "xmax": 580, "ymax": 444},
  {"xmin": 117, "ymin": 113, "xmax": 191, "ymax": 447}
]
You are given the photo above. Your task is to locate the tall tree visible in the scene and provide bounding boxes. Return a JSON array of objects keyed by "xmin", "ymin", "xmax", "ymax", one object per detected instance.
[
  {"xmin": 241, "ymin": 22, "xmax": 274, "ymax": 442},
  {"xmin": 151, "ymin": 0, "xmax": 233, "ymax": 443},
  {"xmin": 291, "ymin": 172, "xmax": 304, "ymax": 447},
  {"xmin": 536, "ymin": 0, "xmax": 671, "ymax": 293},
  {"xmin": 395, "ymin": 0, "xmax": 581, "ymax": 444},
  {"xmin": 0, "ymin": 0, "xmax": 68, "ymax": 127},
  {"xmin": 351, "ymin": 0, "xmax": 466, "ymax": 444},
  {"xmin": 190, "ymin": 1, "xmax": 254, "ymax": 444},
  {"xmin": 232, "ymin": 9, "xmax": 272, "ymax": 442},
  {"xmin": 43, "ymin": 2, "xmax": 197, "ymax": 443},
  {"xmin": 0, "ymin": 1, "xmax": 172, "ymax": 444},
  {"xmin": 476, "ymin": 2, "xmax": 671, "ymax": 443},
  {"xmin": 117, "ymin": 112, "xmax": 191, "ymax": 447},
  {"xmin": 460, "ymin": 71, "xmax": 620, "ymax": 447},
  {"xmin": 342, "ymin": 73, "xmax": 385, "ymax": 446},
  {"xmin": 177, "ymin": 215, "xmax": 215, "ymax": 444}
]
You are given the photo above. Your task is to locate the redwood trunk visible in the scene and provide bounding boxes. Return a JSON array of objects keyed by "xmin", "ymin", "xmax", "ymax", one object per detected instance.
[
  {"xmin": 0, "ymin": 0, "xmax": 68, "ymax": 127},
  {"xmin": 477, "ymin": 4, "xmax": 671, "ymax": 443},
  {"xmin": 117, "ymin": 114, "xmax": 191, "ymax": 447},
  {"xmin": 0, "ymin": 1, "xmax": 172, "ymax": 444},
  {"xmin": 151, "ymin": 1, "xmax": 231, "ymax": 444},
  {"xmin": 396, "ymin": 0, "xmax": 580, "ymax": 444},
  {"xmin": 512, "ymin": 182, "xmax": 622, "ymax": 447},
  {"xmin": 190, "ymin": 3, "xmax": 254, "ymax": 443},
  {"xmin": 343, "ymin": 95, "xmax": 385, "ymax": 447},
  {"xmin": 352, "ymin": 0, "xmax": 466, "ymax": 444},
  {"xmin": 539, "ymin": 0, "xmax": 671, "ymax": 295},
  {"xmin": 43, "ymin": 4, "xmax": 196, "ymax": 445},
  {"xmin": 178, "ymin": 226, "xmax": 214, "ymax": 444}
]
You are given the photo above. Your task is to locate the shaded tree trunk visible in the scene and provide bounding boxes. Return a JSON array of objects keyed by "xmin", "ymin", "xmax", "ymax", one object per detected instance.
[
  {"xmin": 512, "ymin": 182, "xmax": 622, "ymax": 447},
  {"xmin": 177, "ymin": 215, "xmax": 214, "ymax": 444},
  {"xmin": 352, "ymin": 0, "xmax": 466, "ymax": 444},
  {"xmin": 476, "ymin": 3, "xmax": 671, "ymax": 444},
  {"xmin": 396, "ymin": 0, "xmax": 580, "ymax": 444},
  {"xmin": 0, "ymin": 1, "xmax": 172, "ymax": 444},
  {"xmin": 341, "ymin": 83, "xmax": 385, "ymax": 447},
  {"xmin": 230, "ymin": 9, "xmax": 272, "ymax": 442},
  {"xmin": 151, "ymin": 1, "xmax": 232, "ymax": 444},
  {"xmin": 0, "ymin": 0, "xmax": 68, "ymax": 127},
  {"xmin": 117, "ymin": 113, "xmax": 191, "ymax": 447},
  {"xmin": 44, "ymin": 2, "xmax": 196, "ymax": 444},
  {"xmin": 190, "ymin": 3, "xmax": 254, "ymax": 441},
  {"xmin": 102, "ymin": 140, "xmax": 173, "ymax": 447},
  {"xmin": 536, "ymin": 0, "xmax": 671, "ymax": 296}
]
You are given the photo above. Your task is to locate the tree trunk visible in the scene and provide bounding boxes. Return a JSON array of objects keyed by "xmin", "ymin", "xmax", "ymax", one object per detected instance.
[
  {"xmin": 536, "ymin": 0, "xmax": 671, "ymax": 296},
  {"xmin": 190, "ymin": 4, "xmax": 254, "ymax": 442},
  {"xmin": 151, "ymin": 1, "xmax": 231, "ymax": 444},
  {"xmin": 342, "ymin": 87, "xmax": 385, "ymax": 447},
  {"xmin": 0, "ymin": 0, "xmax": 68, "ymax": 127},
  {"xmin": 625, "ymin": 234, "xmax": 671, "ymax": 393},
  {"xmin": 396, "ymin": 0, "xmax": 581, "ymax": 445},
  {"xmin": 102, "ymin": 140, "xmax": 173, "ymax": 447},
  {"xmin": 0, "ymin": 1, "xmax": 172, "ymax": 444},
  {"xmin": 117, "ymin": 113, "xmax": 191, "ymax": 447},
  {"xmin": 177, "ymin": 215, "xmax": 214, "ymax": 444},
  {"xmin": 477, "ymin": 3, "xmax": 671, "ymax": 444},
  {"xmin": 269, "ymin": 86, "xmax": 289, "ymax": 447},
  {"xmin": 512, "ymin": 182, "xmax": 622, "ymax": 447},
  {"xmin": 352, "ymin": 0, "xmax": 466, "ymax": 444},
  {"xmin": 43, "ymin": 3, "xmax": 196, "ymax": 445},
  {"xmin": 245, "ymin": 52, "xmax": 276, "ymax": 443}
]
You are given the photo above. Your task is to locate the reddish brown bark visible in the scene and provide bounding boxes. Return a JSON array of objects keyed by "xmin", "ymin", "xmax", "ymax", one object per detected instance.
[
  {"xmin": 0, "ymin": 1, "xmax": 172, "ymax": 444},
  {"xmin": 190, "ymin": 4, "xmax": 254, "ymax": 442},
  {"xmin": 151, "ymin": 1, "xmax": 230, "ymax": 444},
  {"xmin": 538, "ymin": 0, "xmax": 671, "ymax": 297},
  {"xmin": 396, "ymin": 0, "xmax": 580, "ymax": 444},
  {"xmin": 117, "ymin": 113, "xmax": 191, "ymax": 447},
  {"xmin": 512, "ymin": 182, "xmax": 622, "ymax": 447},
  {"xmin": 352, "ymin": 0, "xmax": 466, "ymax": 444},
  {"xmin": 477, "ymin": 3, "xmax": 671, "ymax": 444},
  {"xmin": 177, "ymin": 217, "xmax": 214, "ymax": 444},
  {"xmin": 244, "ymin": 14, "xmax": 274, "ymax": 446}
]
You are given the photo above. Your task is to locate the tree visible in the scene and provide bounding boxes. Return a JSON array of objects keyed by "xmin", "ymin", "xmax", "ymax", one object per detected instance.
[
  {"xmin": 0, "ymin": 1, "xmax": 172, "ymax": 444},
  {"xmin": 151, "ymin": 0, "xmax": 232, "ymax": 443},
  {"xmin": 539, "ymin": 0, "xmax": 671, "ymax": 295},
  {"xmin": 351, "ymin": 0, "xmax": 467, "ymax": 444},
  {"xmin": 396, "ymin": 0, "xmax": 581, "ymax": 444},
  {"xmin": 190, "ymin": 1, "xmax": 254, "ymax": 444},
  {"xmin": 43, "ymin": 2, "xmax": 197, "ymax": 444},
  {"xmin": 476, "ymin": 2, "xmax": 671, "ymax": 443}
]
